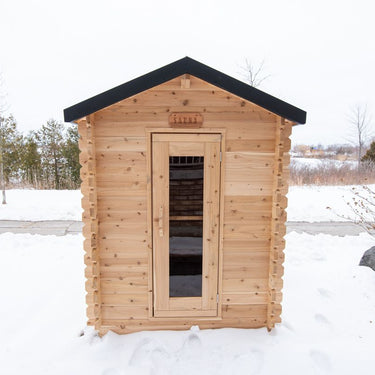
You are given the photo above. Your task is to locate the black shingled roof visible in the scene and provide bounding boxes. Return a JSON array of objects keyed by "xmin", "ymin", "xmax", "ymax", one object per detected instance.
[{"xmin": 63, "ymin": 57, "xmax": 306, "ymax": 124}]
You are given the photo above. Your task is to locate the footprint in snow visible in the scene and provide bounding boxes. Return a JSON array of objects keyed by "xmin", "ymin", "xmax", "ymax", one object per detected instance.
[
  {"xmin": 317, "ymin": 288, "xmax": 333, "ymax": 299},
  {"xmin": 150, "ymin": 345, "xmax": 171, "ymax": 373},
  {"xmin": 101, "ymin": 368, "xmax": 123, "ymax": 375},
  {"xmin": 314, "ymin": 314, "xmax": 331, "ymax": 325},
  {"xmin": 222, "ymin": 350, "xmax": 264, "ymax": 375},
  {"xmin": 282, "ymin": 320, "xmax": 295, "ymax": 332},
  {"xmin": 311, "ymin": 252, "xmax": 326, "ymax": 261},
  {"xmin": 175, "ymin": 333, "xmax": 203, "ymax": 362},
  {"xmin": 172, "ymin": 333, "xmax": 216, "ymax": 374},
  {"xmin": 310, "ymin": 350, "xmax": 332, "ymax": 374},
  {"xmin": 128, "ymin": 338, "xmax": 169, "ymax": 368},
  {"xmin": 182, "ymin": 333, "xmax": 202, "ymax": 351}
]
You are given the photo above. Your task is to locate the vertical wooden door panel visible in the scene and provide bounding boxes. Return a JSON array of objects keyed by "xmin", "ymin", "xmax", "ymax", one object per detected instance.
[
  {"xmin": 202, "ymin": 141, "xmax": 221, "ymax": 311},
  {"xmin": 152, "ymin": 141, "xmax": 170, "ymax": 311},
  {"xmin": 152, "ymin": 133, "xmax": 221, "ymax": 317}
]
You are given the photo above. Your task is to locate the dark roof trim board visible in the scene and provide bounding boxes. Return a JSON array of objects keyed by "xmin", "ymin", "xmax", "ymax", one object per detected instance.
[{"xmin": 64, "ymin": 57, "xmax": 306, "ymax": 124}]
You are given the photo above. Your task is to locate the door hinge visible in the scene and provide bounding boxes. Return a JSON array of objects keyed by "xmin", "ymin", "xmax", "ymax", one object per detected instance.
[
  {"xmin": 216, "ymin": 294, "xmax": 219, "ymax": 303},
  {"xmin": 220, "ymin": 152, "xmax": 222, "ymax": 162}
]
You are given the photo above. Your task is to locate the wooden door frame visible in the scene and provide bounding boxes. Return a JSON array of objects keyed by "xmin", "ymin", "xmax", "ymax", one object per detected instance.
[{"xmin": 146, "ymin": 128, "xmax": 226, "ymax": 320}]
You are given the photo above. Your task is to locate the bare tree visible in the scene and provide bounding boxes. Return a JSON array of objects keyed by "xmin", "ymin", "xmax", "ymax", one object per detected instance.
[
  {"xmin": 347, "ymin": 186, "xmax": 375, "ymax": 237},
  {"xmin": 241, "ymin": 58, "xmax": 270, "ymax": 88},
  {"xmin": 347, "ymin": 104, "xmax": 372, "ymax": 167}
]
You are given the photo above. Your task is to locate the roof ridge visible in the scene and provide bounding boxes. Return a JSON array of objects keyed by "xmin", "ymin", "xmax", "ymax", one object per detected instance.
[{"xmin": 64, "ymin": 57, "xmax": 306, "ymax": 124}]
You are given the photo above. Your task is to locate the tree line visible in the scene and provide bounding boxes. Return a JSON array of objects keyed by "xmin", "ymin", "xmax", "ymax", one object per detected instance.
[
  {"xmin": 2, "ymin": 111, "xmax": 375, "ymax": 192},
  {"xmin": 292, "ymin": 142, "xmax": 375, "ymax": 162},
  {"xmin": 0, "ymin": 115, "xmax": 80, "ymax": 190}
]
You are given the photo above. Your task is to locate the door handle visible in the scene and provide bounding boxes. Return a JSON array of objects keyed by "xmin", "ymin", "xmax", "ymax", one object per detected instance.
[{"xmin": 159, "ymin": 206, "xmax": 164, "ymax": 237}]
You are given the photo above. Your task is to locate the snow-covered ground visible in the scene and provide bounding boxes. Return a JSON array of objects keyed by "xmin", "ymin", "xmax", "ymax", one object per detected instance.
[
  {"xmin": 287, "ymin": 185, "xmax": 375, "ymax": 222},
  {"xmin": 0, "ymin": 190, "xmax": 80, "ymax": 221},
  {"xmin": 0, "ymin": 185, "xmax": 373, "ymax": 222},
  {"xmin": 0, "ymin": 231, "xmax": 374, "ymax": 374},
  {"xmin": 0, "ymin": 186, "xmax": 374, "ymax": 373}
]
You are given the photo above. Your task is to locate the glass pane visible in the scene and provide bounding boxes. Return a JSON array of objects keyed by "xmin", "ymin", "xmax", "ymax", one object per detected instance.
[{"xmin": 169, "ymin": 156, "xmax": 204, "ymax": 297}]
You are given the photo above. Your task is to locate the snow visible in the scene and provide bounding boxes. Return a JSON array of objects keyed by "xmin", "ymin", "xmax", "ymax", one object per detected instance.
[
  {"xmin": 1, "ymin": 185, "xmax": 373, "ymax": 223},
  {"xmin": 1, "ymin": 185, "xmax": 374, "ymax": 372},
  {"xmin": 0, "ymin": 189, "xmax": 81, "ymax": 221},
  {"xmin": 0, "ymin": 231, "xmax": 374, "ymax": 374},
  {"xmin": 287, "ymin": 185, "xmax": 375, "ymax": 222}
]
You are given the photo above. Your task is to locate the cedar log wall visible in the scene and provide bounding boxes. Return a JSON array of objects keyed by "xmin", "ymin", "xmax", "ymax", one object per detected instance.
[{"xmin": 78, "ymin": 75, "xmax": 292, "ymax": 335}]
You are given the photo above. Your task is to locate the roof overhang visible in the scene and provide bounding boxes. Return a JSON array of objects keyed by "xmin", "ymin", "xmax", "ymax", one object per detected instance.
[{"xmin": 64, "ymin": 56, "xmax": 306, "ymax": 124}]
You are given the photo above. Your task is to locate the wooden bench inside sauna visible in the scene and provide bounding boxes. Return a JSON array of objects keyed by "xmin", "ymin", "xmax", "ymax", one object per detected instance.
[{"xmin": 64, "ymin": 57, "xmax": 306, "ymax": 335}]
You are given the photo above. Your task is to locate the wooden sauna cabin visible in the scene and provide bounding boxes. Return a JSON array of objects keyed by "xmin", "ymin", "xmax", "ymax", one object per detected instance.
[{"xmin": 63, "ymin": 57, "xmax": 306, "ymax": 335}]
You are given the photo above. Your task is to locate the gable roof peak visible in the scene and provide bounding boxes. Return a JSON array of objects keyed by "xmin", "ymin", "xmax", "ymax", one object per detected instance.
[{"xmin": 64, "ymin": 57, "xmax": 306, "ymax": 124}]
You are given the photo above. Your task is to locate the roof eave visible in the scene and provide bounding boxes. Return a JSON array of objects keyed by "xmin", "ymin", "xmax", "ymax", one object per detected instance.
[{"xmin": 64, "ymin": 56, "xmax": 306, "ymax": 124}]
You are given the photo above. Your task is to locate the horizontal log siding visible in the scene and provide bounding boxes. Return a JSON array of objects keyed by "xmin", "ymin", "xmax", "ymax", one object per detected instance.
[{"xmin": 78, "ymin": 75, "xmax": 290, "ymax": 334}]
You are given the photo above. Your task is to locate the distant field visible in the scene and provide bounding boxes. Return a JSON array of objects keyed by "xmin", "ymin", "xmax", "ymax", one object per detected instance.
[
  {"xmin": 290, "ymin": 157, "xmax": 375, "ymax": 185},
  {"xmin": 291, "ymin": 157, "xmax": 357, "ymax": 169}
]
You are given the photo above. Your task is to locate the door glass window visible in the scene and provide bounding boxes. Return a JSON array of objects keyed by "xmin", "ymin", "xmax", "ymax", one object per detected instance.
[{"xmin": 169, "ymin": 156, "xmax": 203, "ymax": 297}]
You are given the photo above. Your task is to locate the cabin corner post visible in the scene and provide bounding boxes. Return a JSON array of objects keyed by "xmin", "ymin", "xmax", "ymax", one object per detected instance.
[
  {"xmin": 79, "ymin": 115, "xmax": 102, "ymax": 330},
  {"xmin": 266, "ymin": 117, "xmax": 291, "ymax": 331}
]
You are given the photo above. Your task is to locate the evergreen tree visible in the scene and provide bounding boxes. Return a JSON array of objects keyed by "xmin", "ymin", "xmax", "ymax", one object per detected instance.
[
  {"xmin": 20, "ymin": 131, "xmax": 42, "ymax": 188},
  {"xmin": 62, "ymin": 124, "xmax": 80, "ymax": 188},
  {"xmin": 0, "ymin": 114, "xmax": 23, "ymax": 183},
  {"xmin": 361, "ymin": 141, "xmax": 375, "ymax": 163},
  {"xmin": 0, "ymin": 117, "xmax": 81, "ymax": 190},
  {"xmin": 37, "ymin": 119, "xmax": 65, "ymax": 189}
]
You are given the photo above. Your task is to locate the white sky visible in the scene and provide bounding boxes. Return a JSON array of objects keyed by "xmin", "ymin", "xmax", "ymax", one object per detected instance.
[{"xmin": 1, "ymin": 0, "xmax": 374, "ymax": 145}]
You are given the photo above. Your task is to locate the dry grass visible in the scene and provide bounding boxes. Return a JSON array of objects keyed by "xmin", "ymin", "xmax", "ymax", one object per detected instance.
[
  {"xmin": 290, "ymin": 160, "xmax": 375, "ymax": 185},
  {"xmin": 4, "ymin": 159, "xmax": 375, "ymax": 188}
]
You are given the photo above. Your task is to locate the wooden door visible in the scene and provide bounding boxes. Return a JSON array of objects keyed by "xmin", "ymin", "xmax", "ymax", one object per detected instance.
[{"xmin": 152, "ymin": 133, "xmax": 222, "ymax": 317}]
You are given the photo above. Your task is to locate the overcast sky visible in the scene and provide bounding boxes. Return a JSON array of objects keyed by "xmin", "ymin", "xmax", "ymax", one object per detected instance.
[{"xmin": 1, "ymin": 0, "xmax": 374, "ymax": 145}]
